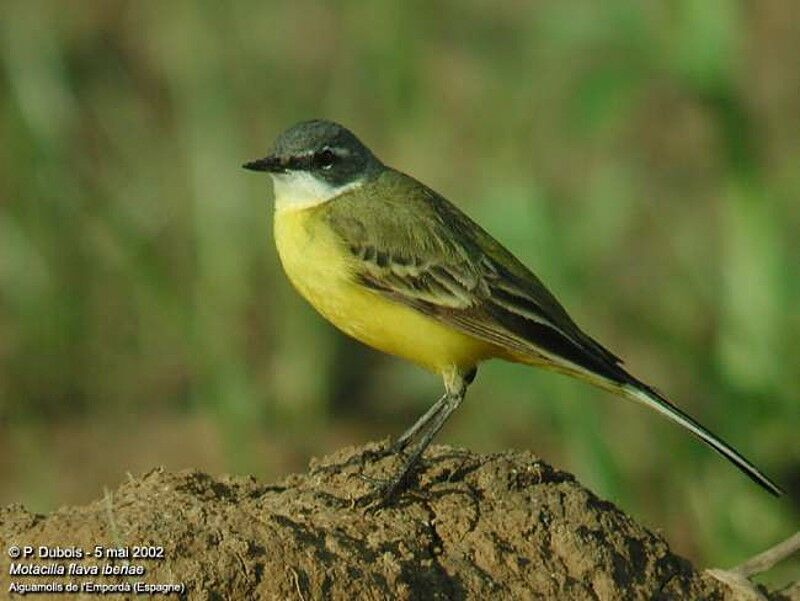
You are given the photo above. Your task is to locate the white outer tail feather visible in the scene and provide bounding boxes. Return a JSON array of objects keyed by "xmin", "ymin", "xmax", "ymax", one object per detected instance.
[{"xmin": 622, "ymin": 383, "xmax": 783, "ymax": 496}]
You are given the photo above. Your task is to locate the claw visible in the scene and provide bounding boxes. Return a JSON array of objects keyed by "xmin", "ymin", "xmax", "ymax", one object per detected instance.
[
  {"xmin": 311, "ymin": 441, "xmax": 395, "ymax": 476},
  {"xmin": 355, "ymin": 466, "xmax": 416, "ymax": 509}
]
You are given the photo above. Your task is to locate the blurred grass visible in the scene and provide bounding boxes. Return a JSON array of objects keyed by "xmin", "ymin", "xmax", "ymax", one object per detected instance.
[{"xmin": 0, "ymin": 0, "xmax": 798, "ymax": 578}]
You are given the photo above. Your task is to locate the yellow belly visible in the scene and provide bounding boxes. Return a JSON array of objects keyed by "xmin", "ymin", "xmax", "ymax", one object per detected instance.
[{"xmin": 273, "ymin": 205, "xmax": 494, "ymax": 374}]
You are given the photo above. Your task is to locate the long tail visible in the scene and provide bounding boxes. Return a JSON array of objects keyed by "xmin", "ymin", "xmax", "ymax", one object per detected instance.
[{"xmin": 622, "ymin": 380, "xmax": 784, "ymax": 497}]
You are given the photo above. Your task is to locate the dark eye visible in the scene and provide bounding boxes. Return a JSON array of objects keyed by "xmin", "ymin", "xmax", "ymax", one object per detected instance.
[{"xmin": 314, "ymin": 148, "xmax": 337, "ymax": 170}]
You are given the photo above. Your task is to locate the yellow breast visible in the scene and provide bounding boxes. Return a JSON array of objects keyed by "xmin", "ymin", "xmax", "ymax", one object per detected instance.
[{"xmin": 273, "ymin": 205, "xmax": 493, "ymax": 374}]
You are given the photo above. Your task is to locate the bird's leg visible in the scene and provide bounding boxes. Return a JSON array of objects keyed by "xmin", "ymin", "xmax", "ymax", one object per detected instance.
[
  {"xmin": 361, "ymin": 369, "xmax": 470, "ymax": 505},
  {"xmin": 375, "ymin": 388, "xmax": 465, "ymax": 502},
  {"xmin": 390, "ymin": 392, "xmax": 449, "ymax": 454},
  {"xmin": 391, "ymin": 366, "xmax": 476, "ymax": 453}
]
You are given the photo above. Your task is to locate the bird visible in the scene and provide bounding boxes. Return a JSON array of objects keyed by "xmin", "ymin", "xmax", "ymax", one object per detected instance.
[{"xmin": 243, "ymin": 119, "xmax": 783, "ymax": 502}]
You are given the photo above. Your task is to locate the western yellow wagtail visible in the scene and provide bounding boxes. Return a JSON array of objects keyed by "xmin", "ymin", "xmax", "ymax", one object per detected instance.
[{"xmin": 244, "ymin": 119, "xmax": 782, "ymax": 502}]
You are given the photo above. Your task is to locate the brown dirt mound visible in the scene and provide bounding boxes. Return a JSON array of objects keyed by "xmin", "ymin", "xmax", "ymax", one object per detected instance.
[{"xmin": 0, "ymin": 443, "xmax": 777, "ymax": 600}]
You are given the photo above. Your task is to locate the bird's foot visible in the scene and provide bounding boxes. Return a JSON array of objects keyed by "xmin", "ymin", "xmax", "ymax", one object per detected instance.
[
  {"xmin": 355, "ymin": 470, "xmax": 414, "ymax": 510},
  {"xmin": 355, "ymin": 446, "xmax": 426, "ymax": 509},
  {"xmin": 310, "ymin": 439, "xmax": 395, "ymax": 476}
]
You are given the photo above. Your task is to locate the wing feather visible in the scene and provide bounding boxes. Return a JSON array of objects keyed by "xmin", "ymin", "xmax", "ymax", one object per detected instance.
[{"xmin": 324, "ymin": 170, "xmax": 627, "ymax": 382}]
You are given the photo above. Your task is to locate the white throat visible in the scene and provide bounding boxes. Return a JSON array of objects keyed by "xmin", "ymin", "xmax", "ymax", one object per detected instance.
[{"xmin": 270, "ymin": 171, "xmax": 361, "ymax": 213}]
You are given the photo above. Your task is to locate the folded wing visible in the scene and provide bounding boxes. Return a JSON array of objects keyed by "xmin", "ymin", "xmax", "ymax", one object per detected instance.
[{"xmin": 324, "ymin": 171, "xmax": 628, "ymax": 385}]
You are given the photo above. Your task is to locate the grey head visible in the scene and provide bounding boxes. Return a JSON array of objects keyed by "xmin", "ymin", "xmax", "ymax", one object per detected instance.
[{"xmin": 243, "ymin": 120, "xmax": 383, "ymax": 189}]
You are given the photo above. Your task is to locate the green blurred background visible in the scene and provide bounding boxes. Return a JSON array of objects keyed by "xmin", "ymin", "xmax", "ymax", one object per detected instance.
[{"xmin": 1, "ymin": 0, "xmax": 798, "ymax": 581}]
